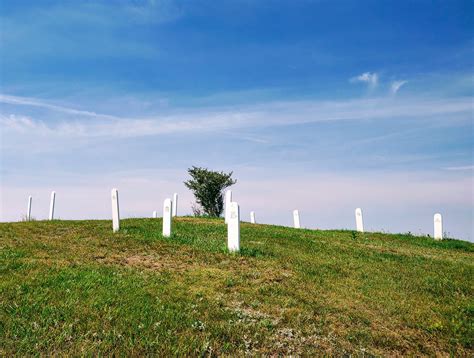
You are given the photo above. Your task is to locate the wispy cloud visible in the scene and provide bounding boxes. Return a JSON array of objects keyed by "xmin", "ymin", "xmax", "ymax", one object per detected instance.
[
  {"xmin": 0, "ymin": 114, "xmax": 47, "ymax": 132},
  {"xmin": 442, "ymin": 165, "xmax": 474, "ymax": 171},
  {"xmin": 122, "ymin": 0, "xmax": 183, "ymax": 24},
  {"xmin": 0, "ymin": 94, "xmax": 120, "ymax": 120},
  {"xmin": 350, "ymin": 72, "xmax": 378, "ymax": 88},
  {"xmin": 1, "ymin": 94, "xmax": 472, "ymax": 139},
  {"xmin": 391, "ymin": 80, "xmax": 408, "ymax": 94}
]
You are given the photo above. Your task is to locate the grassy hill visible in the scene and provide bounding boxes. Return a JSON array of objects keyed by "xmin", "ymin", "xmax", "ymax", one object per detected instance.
[{"xmin": 1, "ymin": 217, "xmax": 473, "ymax": 356}]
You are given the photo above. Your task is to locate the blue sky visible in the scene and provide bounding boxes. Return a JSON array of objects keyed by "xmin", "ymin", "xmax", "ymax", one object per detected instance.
[{"xmin": 1, "ymin": 0, "xmax": 473, "ymax": 240}]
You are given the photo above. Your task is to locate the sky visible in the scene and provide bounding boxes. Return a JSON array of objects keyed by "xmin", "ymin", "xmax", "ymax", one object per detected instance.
[{"xmin": 0, "ymin": 0, "xmax": 473, "ymax": 241}]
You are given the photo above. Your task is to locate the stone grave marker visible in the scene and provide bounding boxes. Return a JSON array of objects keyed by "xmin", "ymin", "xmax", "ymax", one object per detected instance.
[
  {"xmin": 250, "ymin": 211, "xmax": 256, "ymax": 224},
  {"xmin": 293, "ymin": 209, "xmax": 301, "ymax": 228},
  {"xmin": 163, "ymin": 198, "xmax": 172, "ymax": 237},
  {"xmin": 111, "ymin": 188, "xmax": 120, "ymax": 232},
  {"xmin": 434, "ymin": 213, "xmax": 443, "ymax": 240},
  {"xmin": 27, "ymin": 196, "xmax": 32, "ymax": 221},
  {"xmin": 355, "ymin": 208, "xmax": 364, "ymax": 233},
  {"xmin": 49, "ymin": 191, "xmax": 56, "ymax": 220},
  {"xmin": 172, "ymin": 193, "xmax": 178, "ymax": 217},
  {"xmin": 227, "ymin": 201, "xmax": 240, "ymax": 252}
]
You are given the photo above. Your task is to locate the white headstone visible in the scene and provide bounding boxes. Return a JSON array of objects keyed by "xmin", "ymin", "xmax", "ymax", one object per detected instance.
[
  {"xmin": 227, "ymin": 201, "xmax": 240, "ymax": 252},
  {"xmin": 111, "ymin": 188, "xmax": 120, "ymax": 232},
  {"xmin": 434, "ymin": 213, "xmax": 443, "ymax": 240},
  {"xmin": 172, "ymin": 193, "xmax": 178, "ymax": 217},
  {"xmin": 49, "ymin": 191, "xmax": 56, "ymax": 220},
  {"xmin": 355, "ymin": 208, "xmax": 364, "ymax": 232},
  {"xmin": 250, "ymin": 211, "xmax": 256, "ymax": 224},
  {"xmin": 224, "ymin": 190, "xmax": 232, "ymax": 223},
  {"xmin": 152, "ymin": 211, "xmax": 157, "ymax": 218},
  {"xmin": 27, "ymin": 196, "xmax": 32, "ymax": 221},
  {"xmin": 163, "ymin": 198, "xmax": 172, "ymax": 237},
  {"xmin": 293, "ymin": 210, "xmax": 300, "ymax": 228}
]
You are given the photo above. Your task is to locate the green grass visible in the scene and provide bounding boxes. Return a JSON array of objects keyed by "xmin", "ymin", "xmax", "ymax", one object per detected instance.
[{"xmin": 1, "ymin": 217, "xmax": 473, "ymax": 355}]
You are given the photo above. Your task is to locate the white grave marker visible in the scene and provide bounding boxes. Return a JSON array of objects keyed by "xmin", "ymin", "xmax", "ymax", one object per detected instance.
[
  {"xmin": 227, "ymin": 202, "xmax": 240, "ymax": 252},
  {"xmin": 49, "ymin": 191, "xmax": 56, "ymax": 220},
  {"xmin": 27, "ymin": 196, "xmax": 32, "ymax": 221},
  {"xmin": 172, "ymin": 193, "xmax": 178, "ymax": 217},
  {"xmin": 111, "ymin": 188, "xmax": 120, "ymax": 232},
  {"xmin": 434, "ymin": 213, "xmax": 443, "ymax": 240},
  {"xmin": 163, "ymin": 198, "xmax": 172, "ymax": 237},
  {"xmin": 355, "ymin": 208, "xmax": 364, "ymax": 232},
  {"xmin": 153, "ymin": 211, "xmax": 157, "ymax": 218},
  {"xmin": 293, "ymin": 210, "xmax": 301, "ymax": 228},
  {"xmin": 250, "ymin": 211, "xmax": 256, "ymax": 224},
  {"xmin": 225, "ymin": 190, "xmax": 232, "ymax": 223}
]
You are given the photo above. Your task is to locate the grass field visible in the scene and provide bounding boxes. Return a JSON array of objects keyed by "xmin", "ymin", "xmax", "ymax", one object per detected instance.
[{"xmin": 1, "ymin": 217, "xmax": 473, "ymax": 356}]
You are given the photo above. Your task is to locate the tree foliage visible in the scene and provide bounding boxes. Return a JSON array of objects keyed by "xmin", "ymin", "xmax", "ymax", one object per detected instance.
[{"xmin": 184, "ymin": 166, "xmax": 236, "ymax": 217}]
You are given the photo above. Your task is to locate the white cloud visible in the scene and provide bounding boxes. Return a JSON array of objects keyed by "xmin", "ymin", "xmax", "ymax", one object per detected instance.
[
  {"xmin": 0, "ymin": 114, "xmax": 45, "ymax": 132},
  {"xmin": 350, "ymin": 72, "xmax": 378, "ymax": 88},
  {"xmin": 0, "ymin": 94, "xmax": 120, "ymax": 120},
  {"xmin": 442, "ymin": 165, "xmax": 474, "ymax": 171},
  {"xmin": 123, "ymin": 0, "xmax": 183, "ymax": 24},
  {"xmin": 391, "ymin": 80, "xmax": 408, "ymax": 94},
  {"xmin": 1, "ymin": 94, "xmax": 472, "ymax": 139}
]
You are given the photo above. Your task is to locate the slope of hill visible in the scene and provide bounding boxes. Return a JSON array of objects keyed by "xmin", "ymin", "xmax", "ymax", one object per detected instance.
[{"xmin": 1, "ymin": 218, "xmax": 473, "ymax": 356}]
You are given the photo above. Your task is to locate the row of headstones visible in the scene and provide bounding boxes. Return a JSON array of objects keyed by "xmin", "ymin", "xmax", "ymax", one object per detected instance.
[
  {"xmin": 110, "ymin": 188, "xmax": 177, "ymax": 236},
  {"xmin": 152, "ymin": 193, "xmax": 179, "ymax": 219},
  {"xmin": 294, "ymin": 208, "xmax": 444, "ymax": 239},
  {"xmin": 111, "ymin": 189, "xmax": 242, "ymax": 252},
  {"xmin": 223, "ymin": 192, "xmax": 444, "ymax": 241},
  {"xmin": 25, "ymin": 192, "xmax": 56, "ymax": 221},
  {"xmin": 25, "ymin": 190, "xmax": 445, "ymax": 242}
]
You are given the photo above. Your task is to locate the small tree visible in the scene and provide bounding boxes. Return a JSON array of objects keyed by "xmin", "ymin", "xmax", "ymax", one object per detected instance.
[{"xmin": 184, "ymin": 166, "xmax": 236, "ymax": 217}]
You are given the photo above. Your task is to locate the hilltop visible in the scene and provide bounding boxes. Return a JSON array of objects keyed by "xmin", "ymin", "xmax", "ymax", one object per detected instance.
[{"xmin": 1, "ymin": 218, "xmax": 473, "ymax": 356}]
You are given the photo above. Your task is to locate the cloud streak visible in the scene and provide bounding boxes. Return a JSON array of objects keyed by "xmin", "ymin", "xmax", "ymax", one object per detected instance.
[
  {"xmin": 391, "ymin": 80, "xmax": 408, "ymax": 94},
  {"xmin": 1, "ymin": 94, "xmax": 472, "ymax": 139},
  {"xmin": 0, "ymin": 94, "xmax": 120, "ymax": 120},
  {"xmin": 442, "ymin": 165, "xmax": 474, "ymax": 171}
]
